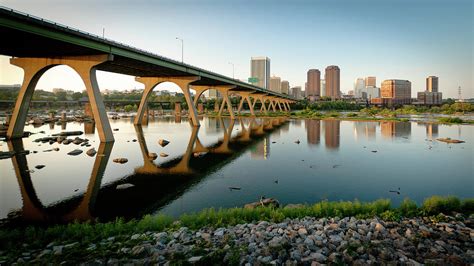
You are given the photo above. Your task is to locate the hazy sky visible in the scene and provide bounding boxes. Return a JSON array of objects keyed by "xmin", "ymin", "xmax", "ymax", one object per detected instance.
[{"xmin": 0, "ymin": 0, "xmax": 472, "ymax": 98}]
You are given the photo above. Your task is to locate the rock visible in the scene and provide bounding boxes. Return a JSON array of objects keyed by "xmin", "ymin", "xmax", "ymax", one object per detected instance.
[
  {"xmin": 298, "ymin": 228, "xmax": 308, "ymax": 236},
  {"xmin": 312, "ymin": 252, "xmax": 327, "ymax": 263},
  {"xmin": 290, "ymin": 250, "xmax": 302, "ymax": 261},
  {"xmin": 159, "ymin": 152, "xmax": 169, "ymax": 157},
  {"xmin": 67, "ymin": 149, "xmax": 83, "ymax": 156},
  {"xmin": 374, "ymin": 222, "xmax": 385, "ymax": 232},
  {"xmin": 52, "ymin": 246, "xmax": 63, "ymax": 255},
  {"xmin": 148, "ymin": 152, "xmax": 158, "ymax": 160},
  {"xmin": 35, "ymin": 165, "xmax": 45, "ymax": 169},
  {"xmin": 294, "ymin": 140, "xmax": 300, "ymax": 144},
  {"xmin": 158, "ymin": 139, "xmax": 170, "ymax": 147},
  {"xmin": 116, "ymin": 183, "xmax": 134, "ymax": 190},
  {"xmin": 113, "ymin": 158, "xmax": 128, "ymax": 164},
  {"xmin": 244, "ymin": 198, "xmax": 280, "ymax": 209},
  {"xmin": 0, "ymin": 151, "xmax": 15, "ymax": 160},
  {"xmin": 86, "ymin": 148, "xmax": 96, "ymax": 157},
  {"xmin": 53, "ymin": 147, "xmax": 60, "ymax": 151},
  {"xmin": 52, "ymin": 131, "xmax": 83, "ymax": 137},
  {"xmin": 113, "ymin": 128, "xmax": 119, "ymax": 131},
  {"xmin": 188, "ymin": 256, "xmax": 202, "ymax": 263},
  {"xmin": 437, "ymin": 138, "xmax": 465, "ymax": 144}
]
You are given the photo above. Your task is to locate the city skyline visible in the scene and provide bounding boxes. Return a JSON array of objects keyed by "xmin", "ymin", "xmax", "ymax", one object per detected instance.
[{"xmin": 0, "ymin": 0, "xmax": 472, "ymax": 99}]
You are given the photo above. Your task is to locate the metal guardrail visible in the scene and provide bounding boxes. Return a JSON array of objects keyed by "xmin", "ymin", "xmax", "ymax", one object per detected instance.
[{"xmin": 0, "ymin": 6, "xmax": 295, "ymax": 100}]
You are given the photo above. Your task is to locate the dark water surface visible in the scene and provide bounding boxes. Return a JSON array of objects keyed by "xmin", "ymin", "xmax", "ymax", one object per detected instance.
[{"xmin": 1, "ymin": 117, "xmax": 472, "ymax": 225}]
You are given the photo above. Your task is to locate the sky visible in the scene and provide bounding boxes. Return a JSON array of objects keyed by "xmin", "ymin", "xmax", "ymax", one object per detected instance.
[{"xmin": 0, "ymin": 0, "xmax": 472, "ymax": 98}]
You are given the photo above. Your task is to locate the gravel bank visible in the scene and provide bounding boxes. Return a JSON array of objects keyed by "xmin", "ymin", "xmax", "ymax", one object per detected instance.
[{"xmin": 2, "ymin": 213, "xmax": 473, "ymax": 265}]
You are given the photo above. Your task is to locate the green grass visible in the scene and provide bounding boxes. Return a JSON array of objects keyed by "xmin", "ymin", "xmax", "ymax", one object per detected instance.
[
  {"xmin": 0, "ymin": 196, "xmax": 472, "ymax": 255},
  {"xmin": 437, "ymin": 117, "xmax": 464, "ymax": 124}
]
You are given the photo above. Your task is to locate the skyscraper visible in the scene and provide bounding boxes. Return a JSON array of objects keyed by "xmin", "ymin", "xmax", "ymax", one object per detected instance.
[
  {"xmin": 354, "ymin": 78, "xmax": 365, "ymax": 98},
  {"xmin": 306, "ymin": 69, "xmax": 321, "ymax": 101},
  {"xmin": 320, "ymin": 79, "xmax": 325, "ymax": 97},
  {"xmin": 269, "ymin": 76, "xmax": 282, "ymax": 93},
  {"xmin": 426, "ymin": 76, "xmax": 438, "ymax": 92},
  {"xmin": 365, "ymin": 76, "xmax": 376, "ymax": 87},
  {"xmin": 250, "ymin": 57, "xmax": 270, "ymax": 89},
  {"xmin": 325, "ymin": 65, "xmax": 340, "ymax": 99},
  {"xmin": 281, "ymin": 80, "xmax": 290, "ymax": 94}
]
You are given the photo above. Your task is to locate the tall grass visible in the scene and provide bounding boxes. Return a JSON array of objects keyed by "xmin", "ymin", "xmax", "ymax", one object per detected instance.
[{"xmin": 0, "ymin": 196, "xmax": 472, "ymax": 251}]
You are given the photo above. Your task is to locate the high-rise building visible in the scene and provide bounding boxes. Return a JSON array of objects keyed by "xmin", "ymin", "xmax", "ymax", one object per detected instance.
[
  {"xmin": 291, "ymin": 86, "xmax": 302, "ymax": 100},
  {"xmin": 325, "ymin": 65, "xmax": 340, "ymax": 99},
  {"xmin": 306, "ymin": 69, "xmax": 321, "ymax": 101},
  {"xmin": 426, "ymin": 76, "xmax": 438, "ymax": 92},
  {"xmin": 380, "ymin": 79, "xmax": 411, "ymax": 104},
  {"xmin": 365, "ymin": 76, "xmax": 376, "ymax": 87},
  {"xmin": 281, "ymin": 80, "xmax": 290, "ymax": 94},
  {"xmin": 250, "ymin": 57, "xmax": 270, "ymax": 89},
  {"xmin": 269, "ymin": 76, "xmax": 281, "ymax": 93},
  {"xmin": 320, "ymin": 79, "xmax": 325, "ymax": 97},
  {"xmin": 354, "ymin": 78, "xmax": 366, "ymax": 98}
]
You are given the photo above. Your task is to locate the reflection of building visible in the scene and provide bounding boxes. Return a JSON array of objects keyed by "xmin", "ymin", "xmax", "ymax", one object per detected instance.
[
  {"xmin": 251, "ymin": 136, "xmax": 270, "ymax": 160},
  {"xmin": 325, "ymin": 65, "xmax": 340, "ymax": 99},
  {"xmin": 425, "ymin": 123, "xmax": 438, "ymax": 139},
  {"xmin": 281, "ymin": 80, "xmax": 290, "ymax": 95},
  {"xmin": 305, "ymin": 119, "xmax": 321, "ymax": 145},
  {"xmin": 324, "ymin": 120, "xmax": 340, "ymax": 149},
  {"xmin": 353, "ymin": 122, "xmax": 377, "ymax": 140},
  {"xmin": 269, "ymin": 76, "xmax": 281, "ymax": 93},
  {"xmin": 307, "ymin": 69, "xmax": 321, "ymax": 101},
  {"xmin": 205, "ymin": 118, "xmax": 222, "ymax": 133},
  {"xmin": 251, "ymin": 57, "xmax": 271, "ymax": 89},
  {"xmin": 381, "ymin": 121, "xmax": 411, "ymax": 139}
]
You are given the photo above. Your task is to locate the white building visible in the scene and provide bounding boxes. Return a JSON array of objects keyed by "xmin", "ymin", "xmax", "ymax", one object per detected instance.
[{"xmin": 250, "ymin": 57, "xmax": 271, "ymax": 89}]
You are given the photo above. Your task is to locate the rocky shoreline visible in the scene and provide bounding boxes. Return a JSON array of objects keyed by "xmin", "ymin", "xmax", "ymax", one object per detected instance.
[{"xmin": 2, "ymin": 213, "xmax": 473, "ymax": 265}]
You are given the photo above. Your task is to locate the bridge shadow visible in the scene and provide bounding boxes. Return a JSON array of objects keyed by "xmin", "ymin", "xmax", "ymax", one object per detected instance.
[{"xmin": 4, "ymin": 117, "xmax": 288, "ymax": 225}]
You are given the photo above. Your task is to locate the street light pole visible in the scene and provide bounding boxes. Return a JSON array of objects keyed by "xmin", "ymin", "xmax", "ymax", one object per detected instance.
[
  {"xmin": 176, "ymin": 37, "xmax": 183, "ymax": 63},
  {"xmin": 228, "ymin": 62, "xmax": 234, "ymax": 79}
]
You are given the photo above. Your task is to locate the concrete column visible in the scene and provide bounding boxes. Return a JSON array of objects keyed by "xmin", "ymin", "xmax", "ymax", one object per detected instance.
[
  {"xmin": 207, "ymin": 85, "xmax": 235, "ymax": 120},
  {"xmin": 197, "ymin": 103, "xmax": 204, "ymax": 114},
  {"xmin": 237, "ymin": 92, "xmax": 255, "ymax": 116},
  {"xmin": 6, "ymin": 114, "xmax": 11, "ymax": 126},
  {"xmin": 134, "ymin": 76, "xmax": 200, "ymax": 126},
  {"xmin": 6, "ymin": 55, "xmax": 114, "ymax": 142},
  {"xmin": 61, "ymin": 112, "xmax": 67, "ymax": 122},
  {"xmin": 84, "ymin": 102, "xmax": 93, "ymax": 119},
  {"xmin": 142, "ymin": 106, "xmax": 149, "ymax": 124}
]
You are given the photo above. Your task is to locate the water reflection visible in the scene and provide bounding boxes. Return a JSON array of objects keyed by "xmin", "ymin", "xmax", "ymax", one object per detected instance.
[
  {"xmin": 3, "ymin": 117, "xmax": 288, "ymax": 224},
  {"xmin": 305, "ymin": 120, "xmax": 320, "ymax": 146},
  {"xmin": 7, "ymin": 139, "xmax": 113, "ymax": 224},
  {"xmin": 353, "ymin": 122, "xmax": 377, "ymax": 140},
  {"xmin": 324, "ymin": 120, "xmax": 340, "ymax": 150},
  {"xmin": 381, "ymin": 121, "xmax": 411, "ymax": 140}
]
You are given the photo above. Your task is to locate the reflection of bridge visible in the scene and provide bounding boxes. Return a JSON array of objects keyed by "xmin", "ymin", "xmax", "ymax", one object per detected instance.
[
  {"xmin": 0, "ymin": 7, "xmax": 295, "ymax": 143},
  {"xmin": 4, "ymin": 118, "xmax": 287, "ymax": 224}
]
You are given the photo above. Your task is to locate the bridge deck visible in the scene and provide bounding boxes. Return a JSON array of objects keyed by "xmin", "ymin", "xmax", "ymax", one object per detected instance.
[{"xmin": 0, "ymin": 7, "xmax": 294, "ymax": 99}]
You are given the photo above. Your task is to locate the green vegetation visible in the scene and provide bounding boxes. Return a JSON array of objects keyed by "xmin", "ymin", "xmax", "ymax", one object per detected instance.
[
  {"xmin": 294, "ymin": 99, "xmax": 362, "ymax": 111},
  {"xmin": 360, "ymin": 103, "xmax": 474, "ymax": 117},
  {"xmin": 437, "ymin": 117, "xmax": 464, "ymax": 124},
  {"xmin": 0, "ymin": 196, "xmax": 472, "ymax": 252}
]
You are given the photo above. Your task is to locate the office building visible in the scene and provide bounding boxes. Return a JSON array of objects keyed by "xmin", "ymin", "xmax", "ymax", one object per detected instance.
[
  {"xmin": 320, "ymin": 79, "xmax": 325, "ymax": 96},
  {"xmin": 269, "ymin": 76, "xmax": 281, "ymax": 93},
  {"xmin": 426, "ymin": 76, "xmax": 438, "ymax": 92},
  {"xmin": 307, "ymin": 69, "xmax": 321, "ymax": 101},
  {"xmin": 354, "ymin": 78, "xmax": 366, "ymax": 98},
  {"xmin": 380, "ymin": 79, "xmax": 411, "ymax": 105},
  {"xmin": 250, "ymin": 57, "xmax": 270, "ymax": 89},
  {"xmin": 281, "ymin": 80, "xmax": 290, "ymax": 94},
  {"xmin": 291, "ymin": 86, "xmax": 302, "ymax": 100},
  {"xmin": 417, "ymin": 91, "xmax": 442, "ymax": 105},
  {"xmin": 325, "ymin": 65, "xmax": 341, "ymax": 99},
  {"xmin": 365, "ymin": 76, "xmax": 376, "ymax": 87}
]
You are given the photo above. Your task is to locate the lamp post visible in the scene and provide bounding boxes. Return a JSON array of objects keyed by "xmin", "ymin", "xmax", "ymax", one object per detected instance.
[
  {"xmin": 176, "ymin": 37, "xmax": 183, "ymax": 63},
  {"xmin": 228, "ymin": 62, "xmax": 234, "ymax": 79}
]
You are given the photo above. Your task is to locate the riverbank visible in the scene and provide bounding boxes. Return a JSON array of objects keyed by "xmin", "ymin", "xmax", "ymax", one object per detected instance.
[{"xmin": 1, "ymin": 196, "xmax": 473, "ymax": 264}]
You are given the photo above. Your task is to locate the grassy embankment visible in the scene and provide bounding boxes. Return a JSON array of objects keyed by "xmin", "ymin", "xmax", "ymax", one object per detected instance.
[{"xmin": 0, "ymin": 196, "xmax": 473, "ymax": 252}]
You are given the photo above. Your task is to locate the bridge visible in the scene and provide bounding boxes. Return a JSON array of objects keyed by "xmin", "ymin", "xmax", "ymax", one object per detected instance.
[{"xmin": 0, "ymin": 7, "xmax": 296, "ymax": 143}]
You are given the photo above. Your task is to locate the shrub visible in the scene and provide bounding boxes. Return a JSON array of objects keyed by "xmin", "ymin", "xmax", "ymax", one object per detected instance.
[
  {"xmin": 438, "ymin": 117, "xmax": 463, "ymax": 123},
  {"xmin": 422, "ymin": 196, "xmax": 461, "ymax": 215},
  {"xmin": 399, "ymin": 198, "xmax": 419, "ymax": 217},
  {"xmin": 346, "ymin": 113, "xmax": 358, "ymax": 117},
  {"xmin": 461, "ymin": 199, "xmax": 474, "ymax": 214}
]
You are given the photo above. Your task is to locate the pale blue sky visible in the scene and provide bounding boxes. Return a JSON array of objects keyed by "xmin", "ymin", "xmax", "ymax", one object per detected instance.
[{"xmin": 0, "ymin": 0, "xmax": 472, "ymax": 98}]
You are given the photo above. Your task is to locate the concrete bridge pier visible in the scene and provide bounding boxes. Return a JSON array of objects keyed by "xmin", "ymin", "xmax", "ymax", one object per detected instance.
[
  {"xmin": 134, "ymin": 76, "xmax": 200, "ymax": 126},
  {"xmin": 192, "ymin": 85, "xmax": 236, "ymax": 119},
  {"xmin": 251, "ymin": 94, "xmax": 267, "ymax": 114},
  {"xmin": 236, "ymin": 92, "xmax": 255, "ymax": 116},
  {"xmin": 6, "ymin": 55, "xmax": 114, "ymax": 142}
]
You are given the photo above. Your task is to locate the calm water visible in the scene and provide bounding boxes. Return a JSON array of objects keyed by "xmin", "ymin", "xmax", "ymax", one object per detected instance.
[{"xmin": 1, "ymin": 116, "xmax": 473, "ymax": 225}]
